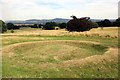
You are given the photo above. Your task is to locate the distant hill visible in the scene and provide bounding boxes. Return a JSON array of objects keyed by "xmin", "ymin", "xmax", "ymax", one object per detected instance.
[
  {"xmin": 25, "ymin": 18, "xmax": 70, "ymax": 24},
  {"xmin": 51, "ymin": 18, "xmax": 70, "ymax": 23},
  {"xmin": 5, "ymin": 18, "xmax": 116, "ymax": 24},
  {"xmin": 5, "ymin": 18, "xmax": 69, "ymax": 24},
  {"xmin": 5, "ymin": 20, "xmax": 26, "ymax": 24}
]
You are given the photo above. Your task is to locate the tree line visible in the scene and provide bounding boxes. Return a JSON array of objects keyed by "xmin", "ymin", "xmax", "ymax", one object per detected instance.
[
  {"xmin": 0, "ymin": 17, "xmax": 120, "ymax": 33},
  {"xmin": 97, "ymin": 18, "xmax": 120, "ymax": 27},
  {"xmin": 0, "ymin": 21, "xmax": 67, "ymax": 33}
]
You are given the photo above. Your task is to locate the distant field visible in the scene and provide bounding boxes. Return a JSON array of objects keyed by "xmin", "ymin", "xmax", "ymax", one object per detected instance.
[
  {"xmin": 2, "ymin": 27, "xmax": 119, "ymax": 37},
  {"xmin": 1, "ymin": 27, "xmax": 119, "ymax": 78}
]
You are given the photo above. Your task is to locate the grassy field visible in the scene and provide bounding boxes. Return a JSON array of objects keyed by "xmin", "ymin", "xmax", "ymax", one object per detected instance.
[{"xmin": 1, "ymin": 27, "xmax": 119, "ymax": 78}]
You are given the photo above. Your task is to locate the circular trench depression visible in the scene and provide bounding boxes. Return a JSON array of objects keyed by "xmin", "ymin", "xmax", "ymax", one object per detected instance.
[
  {"xmin": 3, "ymin": 41, "xmax": 108, "ymax": 64},
  {"xmin": 3, "ymin": 40, "xmax": 110, "ymax": 78}
]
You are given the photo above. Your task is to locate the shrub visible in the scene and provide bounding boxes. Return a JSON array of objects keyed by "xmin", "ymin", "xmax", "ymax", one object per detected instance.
[
  {"xmin": 43, "ymin": 22, "xmax": 57, "ymax": 30},
  {"xmin": 92, "ymin": 22, "xmax": 99, "ymax": 28},
  {"xmin": 33, "ymin": 24, "xmax": 38, "ymax": 28},
  {"xmin": 0, "ymin": 20, "xmax": 7, "ymax": 33},
  {"xmin": 11, "ymin": 30, "xmax": 14, "ymax": 33},
  {"xmin": 7, "ymin": 23, "xmax": 15, "ymax": 30},
  {"xmin": 115, "ymin": 18, "xmax": 120, "ymax": 27},
  {"xmin": 97, "ymin": 19, "xmax": 112, "ymax": 27},
  {"xmin": 31, "ymin": 24, "xmax": 42, "ymax": 28},
  {"xmin": 7, "ymin": 23, "xmax": 20, "ymax": 30},
  {"xmin": 58, "ymin": 23, "xmax": 67, "ymax": 29},
  {"xmin": 102, "ymin": 19, "xmax": 111, "ymax": 27}
]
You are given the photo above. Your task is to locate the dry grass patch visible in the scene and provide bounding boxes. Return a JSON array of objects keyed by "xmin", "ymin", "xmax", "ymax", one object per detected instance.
[{"xmin": 1, "ymin": 27, "xmax": 119, "ymax": 37}]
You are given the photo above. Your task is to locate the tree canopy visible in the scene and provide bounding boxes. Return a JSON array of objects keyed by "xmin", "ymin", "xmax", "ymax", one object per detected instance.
[
  {"xmin": 0, "ymin": 20, "xmax": 7, "ymax": 33},
  {"xmin": 66, "ymin": 16, "xmax": 98, "ymax": 32}
]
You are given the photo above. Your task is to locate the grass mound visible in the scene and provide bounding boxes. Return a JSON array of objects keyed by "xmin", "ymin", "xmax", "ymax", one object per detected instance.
[
  {"xmin": 3, "ymin": 41, "xmax": 117, "ymax": 78},
  {"xmin": 13, "ymin": 41, "xmax": 107, "ymax": 62}
]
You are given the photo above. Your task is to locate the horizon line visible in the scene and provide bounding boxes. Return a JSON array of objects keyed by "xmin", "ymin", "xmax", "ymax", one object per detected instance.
[{"xmin": 3, "ymin": 17, "xmax": 118, "ymax": 21}]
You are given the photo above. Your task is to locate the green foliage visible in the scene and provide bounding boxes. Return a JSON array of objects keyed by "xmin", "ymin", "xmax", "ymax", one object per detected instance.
[
  {"xmin": 97, "ymin": 19, "xmax": 112, "ymax": 27},
  {"xmin": 92, "ymin": 22, "xmax": 99, "ymax": 28},
  {"xmin": 0, "ymin": 20, "xmax": 7, "ymax": 33},
  {"xmin": 102, "ymin": 19, "xmax": 111, "ymax": 27},
  {"xmin": 38, "ymin": 24, "xmax": 42, "ymax": 28},
  {"xmin": 7, "ymin": 23, "xmax": 20, "ymax": 30},
  {"xmin": 33, "ymin": 24, "xmax": 38, "ymax": 28},
  {"xmin": 43, "ymin": 22, "xmax": 57, "ymax": 30},
  {"xmin": 11, "ymin": 30, "xmax": 14, "ymax": 33},
  {"xmin": 58, "ymin": 23, "xmax": 67, "ymax": 29},
  {"xmin": 7, "ymin": 23, "xmax": 15, "ymax": 30},
  {"xmin": 115, "ymin": 18, "xmax": 120, "ymax": 27},
  {"xmin": 31, "ymin": 24, "xmax": 42, "ymax": 28}
]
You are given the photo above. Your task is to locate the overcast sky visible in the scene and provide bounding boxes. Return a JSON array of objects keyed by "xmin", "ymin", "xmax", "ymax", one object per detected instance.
[{"xmin": 0, "ymin": 0, "xmax": 119, "ymax": 21}]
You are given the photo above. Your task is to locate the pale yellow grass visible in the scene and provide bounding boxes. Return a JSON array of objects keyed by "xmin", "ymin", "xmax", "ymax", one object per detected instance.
[{"xmin": 1, "ymin": 27, "xmax": 119, "ymax": 37}]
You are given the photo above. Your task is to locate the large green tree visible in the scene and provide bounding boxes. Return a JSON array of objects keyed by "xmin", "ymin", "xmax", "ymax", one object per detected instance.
[
  {"xmin": 66, "ymin": 16, "xmax": 97, "ymax": 32},
  {"xmin": 0, "ymin": 20, "xmax": 7, "ymax": 33}
]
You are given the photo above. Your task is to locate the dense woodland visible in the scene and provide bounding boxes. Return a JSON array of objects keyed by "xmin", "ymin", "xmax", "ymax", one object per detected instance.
[{"xmin": 0, "ymin": 17, "xmax": 120, "ymax": 33}]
